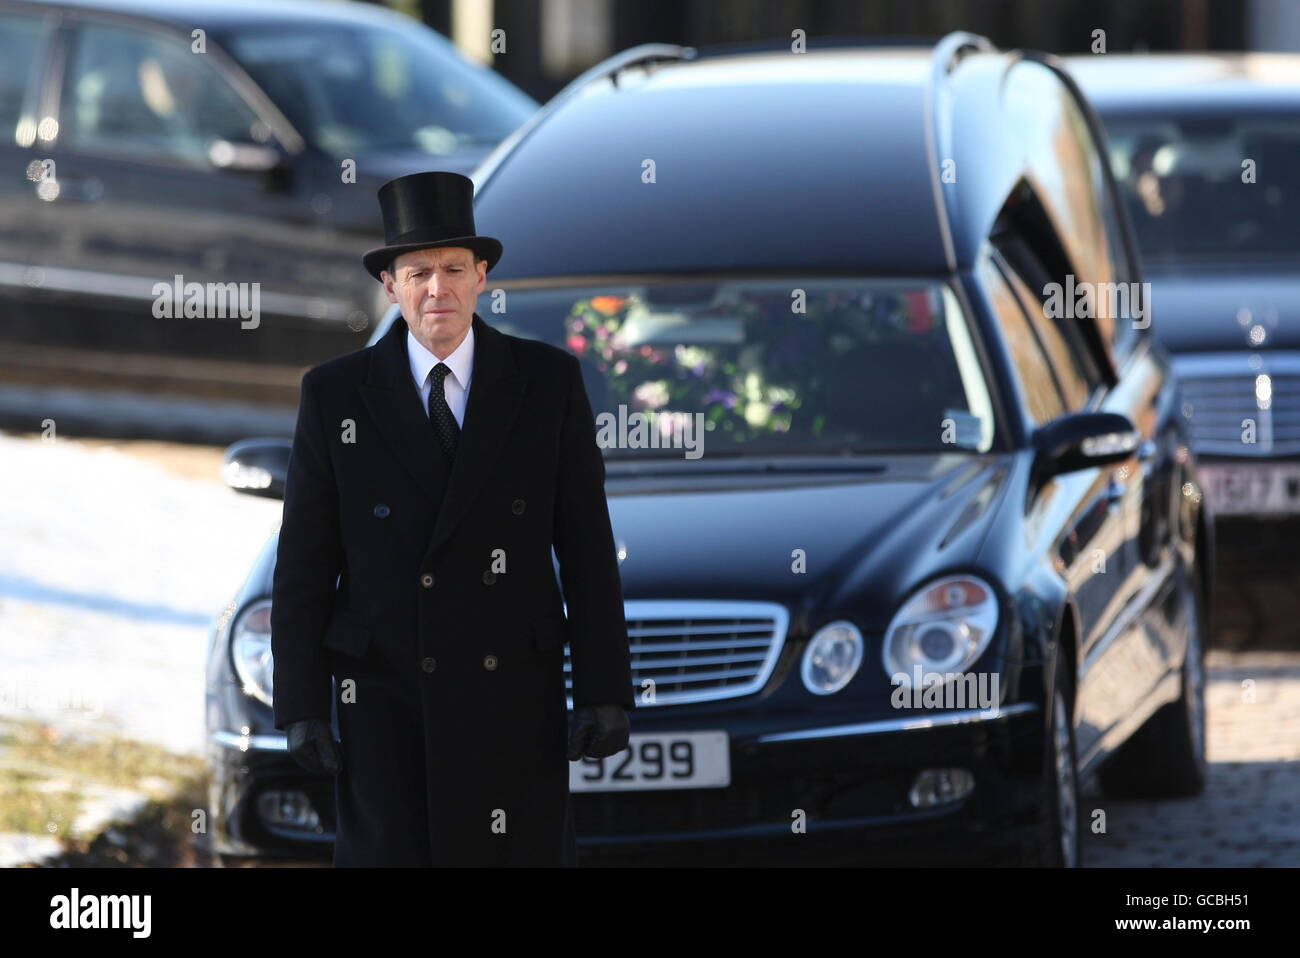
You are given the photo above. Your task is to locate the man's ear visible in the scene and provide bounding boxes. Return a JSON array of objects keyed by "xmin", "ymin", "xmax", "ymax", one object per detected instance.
[{"xmin": 380, "ymin": 271, "xmax": 399, "ymax": 304}]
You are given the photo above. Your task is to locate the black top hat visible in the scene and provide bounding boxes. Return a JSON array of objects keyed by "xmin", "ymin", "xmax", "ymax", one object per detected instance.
[{"xmin": 361, "ymin": 171, "xmax": 503, "ymax": 282}]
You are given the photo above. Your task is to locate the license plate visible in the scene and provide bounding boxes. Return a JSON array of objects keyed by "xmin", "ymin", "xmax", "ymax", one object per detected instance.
[
  {"xmin": 569, "ymin": 731, "xmax": 730, "ymax": 792},
  {"xmin": 1199, "ymin": 463, "xmax": 1300, "ymax": 515}
]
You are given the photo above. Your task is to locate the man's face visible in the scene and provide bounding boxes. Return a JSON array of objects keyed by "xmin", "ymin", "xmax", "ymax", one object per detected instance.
[{"xmin": 381, "ymin": 246, "xmax": 486, "ymax": 358}]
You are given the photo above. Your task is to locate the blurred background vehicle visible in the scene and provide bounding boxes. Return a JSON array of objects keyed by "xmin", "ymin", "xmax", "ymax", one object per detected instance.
[
  {"xmin": 1068, "ymin": 53, "xmax": 1300, "ymax": 646},
  {"xmin": 0, "ymin": 0, "xmax": 537, "ymax": 437}
]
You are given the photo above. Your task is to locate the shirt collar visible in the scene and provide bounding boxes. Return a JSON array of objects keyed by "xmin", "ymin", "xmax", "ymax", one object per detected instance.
[{"xmin": 407, "ymin": 321, "xmax": 474, "ymax": 393}]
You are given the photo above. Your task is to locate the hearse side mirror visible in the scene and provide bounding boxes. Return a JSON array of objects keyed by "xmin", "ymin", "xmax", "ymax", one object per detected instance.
[
  {"xmin": 222, "ymin": 438, "xmax": 292, "ymax": 500},
  {"xmin": 1031, "ymin": 411, "xmax": 1140, "ymax": 480}
]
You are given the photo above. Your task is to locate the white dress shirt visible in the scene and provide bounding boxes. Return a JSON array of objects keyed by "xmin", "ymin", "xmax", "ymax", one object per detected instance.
[{"xmin": 407, "ymin": 323, "xmax": 474, "ymax": 428}]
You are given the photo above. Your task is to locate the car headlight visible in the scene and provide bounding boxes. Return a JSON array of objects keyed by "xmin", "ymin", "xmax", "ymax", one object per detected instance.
[
  {"xmin": 882, "ymin": 574, "xmax": 998, "ymax": 685},
  {"xmin": 801, "ymin": 620, "xmax": 864, "ymax": 695},
  {"xmin": 230, "ymin": 598, "xmax": 274, "ymax": 706}
]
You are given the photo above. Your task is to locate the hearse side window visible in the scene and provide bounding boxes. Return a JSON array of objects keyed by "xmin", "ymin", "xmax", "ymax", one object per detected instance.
[
  {"xmin": 977, "ymin": 253, "xmax": 1066, "ymax": 427},
  {"xmin": 0, "ymin": 10, "xmax": 52, "ymax": 137},
  {"xmin": 1059, "ymin": 89, "xmax": 1142, "ymax": 364},
  {"xmin": 61, "ymin": 21, "xmax": 263, "ymax": 168},
  {"xmin": 1005, "ymin": 60, "xmax": 1136, "ymax": 372},
  {"xmin": 991, "ymin": 237, "xmax": 1103, "ymax": 412}
]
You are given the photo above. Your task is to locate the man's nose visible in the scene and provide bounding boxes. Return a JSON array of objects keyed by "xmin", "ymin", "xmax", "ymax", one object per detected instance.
[{"xmin": 426, "ymin": 274, "xmax": 453, "ymax": 299}]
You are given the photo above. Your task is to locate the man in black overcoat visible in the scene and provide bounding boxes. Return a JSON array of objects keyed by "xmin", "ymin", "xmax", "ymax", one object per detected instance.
[{"xmin": 269, "ymin": 171, "xmax": 634, "ymax": 866}]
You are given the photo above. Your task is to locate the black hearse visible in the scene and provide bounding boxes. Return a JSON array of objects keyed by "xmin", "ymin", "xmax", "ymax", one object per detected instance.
[{"xmin": 207, "ymin": 35, "xmax": 1213, "ymax": 867}]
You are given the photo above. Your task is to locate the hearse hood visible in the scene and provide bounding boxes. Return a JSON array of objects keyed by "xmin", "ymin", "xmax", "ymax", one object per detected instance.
[{"xmin": 601, "ymin": 453, "xmax": 1014, "ymax": 633}]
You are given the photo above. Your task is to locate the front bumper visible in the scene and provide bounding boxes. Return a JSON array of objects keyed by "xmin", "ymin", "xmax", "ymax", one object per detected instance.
[
  {"xmin": 208, "ymin": 701, "xmax": 1042, "ymax": 862},
  {"xmin": 206, "ymin": 730, "xmax": 334, "ymax": 861},
  {"xmin": 571, "ymin": 704, "xmax": 1043, "ymax": 861}
]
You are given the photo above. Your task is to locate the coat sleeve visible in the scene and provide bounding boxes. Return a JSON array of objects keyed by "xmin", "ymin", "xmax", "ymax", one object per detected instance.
[
  {"xmin": 270, "ymin": 369, "xmax": 343, "ymax": 731},
  {"xmin": 552, "ymin": 353, "xmax": 635, "ymax": 710}
]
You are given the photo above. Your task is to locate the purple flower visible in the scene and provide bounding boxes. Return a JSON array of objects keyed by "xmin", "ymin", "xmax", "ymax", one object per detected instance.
[{"xmin": 704, "ymin": 388, "xmax": 737, "ymax": 410}]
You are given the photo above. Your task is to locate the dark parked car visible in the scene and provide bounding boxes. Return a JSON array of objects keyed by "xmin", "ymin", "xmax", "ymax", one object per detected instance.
[
  {"xmin": 206, "ymin": 35, "xmax": 1212, "ymax": 867},
  {"xmin": 0, "ymin": 0, "xmax": 536, "ymax": 410},
  {"xmin": 1067, "ymin": 53, "xmax": 1300, "ymax": 641}
]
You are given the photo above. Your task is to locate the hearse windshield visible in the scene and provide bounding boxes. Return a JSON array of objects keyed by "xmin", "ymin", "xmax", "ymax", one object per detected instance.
[{"xmin": 493, "ymin": 279, "xmax": 997, "ymax": 460}]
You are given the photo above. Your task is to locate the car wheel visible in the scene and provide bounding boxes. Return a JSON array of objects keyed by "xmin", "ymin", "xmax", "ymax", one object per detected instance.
[
  {"xmin": 1023, "ymin": 647, "xmax": 1082, "ymax": 867},
  {"xmin": 1097, "ymin": 566, "xmax": 1208, "ymax": 800}
]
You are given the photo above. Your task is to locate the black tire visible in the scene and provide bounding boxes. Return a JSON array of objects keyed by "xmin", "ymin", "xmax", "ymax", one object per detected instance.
[
  {"xmin": 1022, "ymin": 646, "xmax": 1082, "ymax": 867},
  {"xmin": 1097, "ymin": 567, "xmax": 1208, "ymax": 800}
]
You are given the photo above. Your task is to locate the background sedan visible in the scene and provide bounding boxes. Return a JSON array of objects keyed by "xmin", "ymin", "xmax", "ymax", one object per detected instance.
[
  {"xmin": 1068, "ymin": 53, "xmax": 1300, "ymax": 647},
  {"xmin": 0, "ymin": 0, "xmax": 537, "ymax": 436}
]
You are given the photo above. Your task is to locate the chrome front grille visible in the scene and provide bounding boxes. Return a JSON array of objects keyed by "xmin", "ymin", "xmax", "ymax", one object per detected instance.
[
  {"xmin": 564, "ymin": 600, "xmax": 789, "ymax": 707},
  {"xmin": 1174, "ymin": 353, "xmax": 1300, "ymax": 456}
]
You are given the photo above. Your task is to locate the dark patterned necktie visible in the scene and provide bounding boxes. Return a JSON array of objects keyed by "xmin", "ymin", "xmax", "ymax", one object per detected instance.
[{"xmin": 427, "ymin": 362, "xmax": 459, "ymax": 460}]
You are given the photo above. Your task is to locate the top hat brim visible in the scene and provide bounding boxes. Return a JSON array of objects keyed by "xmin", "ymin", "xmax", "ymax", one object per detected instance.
[{"xmin": 362, "ymin": 235, "xmax": 503, "ymax": 282}]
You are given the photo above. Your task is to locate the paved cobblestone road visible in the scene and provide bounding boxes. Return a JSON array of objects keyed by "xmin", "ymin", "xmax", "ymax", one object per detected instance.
[{"xmin": 1082, "ymin": 650, "xmax": 1300, "ymax": 867}]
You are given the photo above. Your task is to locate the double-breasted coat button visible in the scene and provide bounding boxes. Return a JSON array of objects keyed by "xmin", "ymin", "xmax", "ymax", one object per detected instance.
[
  {"xmin": 483, "ymin": 655, "xmax": 497, "ymax": 671},
  {"xmin": 511, "ymin": 499, "xmax": 525, "ymax": 515},
  {"xmin": 421, "ymin": 657, "xmax": 437, "ymax": 672},
  {"xmin": 372, "ymin": 504, "xmax": 390, "ymax": 518},
  {"xmin": 482, "ymin": 570, "xmax": 497, "ymax": 585},
  {"xmin": 420, "ymin": 573, "xmax": 435, "ymax": 588}
]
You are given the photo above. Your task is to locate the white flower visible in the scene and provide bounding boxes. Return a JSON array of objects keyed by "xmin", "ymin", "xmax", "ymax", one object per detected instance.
[{"xmin": 634, "ymin": 380, "xmax": 670, "ymax": 409}]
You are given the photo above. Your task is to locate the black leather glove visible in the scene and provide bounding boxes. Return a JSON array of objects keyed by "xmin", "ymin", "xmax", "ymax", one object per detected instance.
[
  {"xmin": 286, "ymin": 718, "xmax": 342, "ymax": 775},
  {"xmin": 567, "ymin": 704, "xmax": 630, "ymax": 761}
]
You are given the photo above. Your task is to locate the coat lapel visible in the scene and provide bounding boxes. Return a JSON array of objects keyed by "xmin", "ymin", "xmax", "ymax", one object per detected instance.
[
  {"xmin": 358, "ymin": 312, "xmax": 527, "ymax": 555},
  {"xmin": 429, "ymin": 314, "xmax": 527, "ymax": 555},
  {"xmin": 359, "ymin": 313, "xmax": 443, "ymax": 502}
]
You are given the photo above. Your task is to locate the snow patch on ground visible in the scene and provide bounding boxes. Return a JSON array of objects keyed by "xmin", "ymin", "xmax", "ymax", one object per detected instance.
[{"xmin": 0, "ymin": 432, "xmax": 282, "ymax": 756}]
